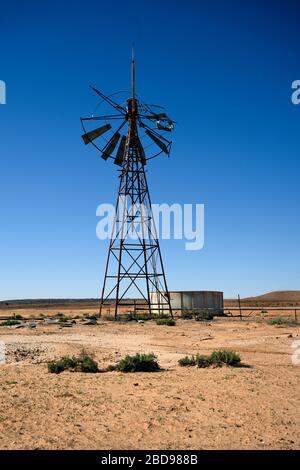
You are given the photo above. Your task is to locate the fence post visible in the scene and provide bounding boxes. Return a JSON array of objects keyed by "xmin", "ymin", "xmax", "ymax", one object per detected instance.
[{"xmin": 238, "ymin": 294, "xmax": 242, "ymax": 321}]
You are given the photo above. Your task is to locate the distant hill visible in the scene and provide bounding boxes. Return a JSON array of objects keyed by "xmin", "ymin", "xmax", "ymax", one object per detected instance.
[
  {"xmin": 1, "ymin": 291, "xmax": 299, "ymax": 309},
  {"xmin": 243, "ymin": 291, "xmax": 300, "ymax": 302},
  {"xmin": 225, "ymin": 291, "xmax": 300, "ymax": 307}
]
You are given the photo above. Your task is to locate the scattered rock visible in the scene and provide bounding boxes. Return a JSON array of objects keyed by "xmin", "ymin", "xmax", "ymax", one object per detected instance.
[
  {"xmin": 82, "ymin": 318, "xmax": 98, "ymax": 325},
  {"xmin": 44, "ymin": 318, "xmax": 60, "ymax": 324},
  {"xmin": 7, "ymin": 345, "xmax": 47, "ymax": 363}
]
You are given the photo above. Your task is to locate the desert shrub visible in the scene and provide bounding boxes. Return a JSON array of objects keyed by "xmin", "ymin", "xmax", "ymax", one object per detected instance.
[
  {"xmin": 195, "ymin": 310, "xmax": 214, "ymax": 321},
  {"xmin": 210, "ymin": 350, "xmax": 241, "ymax": 366},
  {"xmin": 178, "ymin": 354, "xmax": 211, "ymax": 368},
  {"xmin": 106, "ymin": 364, "xmax": 117, "ymax": 372},
  {"xmin": 56, "ymin": 312, "xmax": 65, "ymax": 318},
  {"xmin": 0, "ymin": 319, "xmax": 21, "ymax": 326},
  {"xmin": 102, "ymin": 314, "xmax": 115, "ymax": 321},
  {"xmin": 48, "ymin": 360, "xmax": 66, "ymax": 374},
  {"xmin": 114, "ymin": 353, "xmax": 160, "ymax": 372},
  {"xmin": 15, "ymin": 314, "xmax": 23, "ymax": 319},
  {"xmin": 156, "ymin": 318, "xmax": 176, "ymax": 326},
  {"xmin": 131, "ymin": 314, "xmax": 153, "ymax": 321},
  {"xmin": 178, "ymin": 350, "xmax": 241, "ymax": 368},
  {"xmin": 268, "ymin": 318, "xmax": 298, "ymax": 326},
  {"xmin": 181, "ymin": 311, "xmax": 194, "ymax": 320},
  {"xmin": 155, "ymin": 314, "xmax": 170, "ymax": 320},
  {"xmin": 103, "ymin": 312, "xmax": 170, "ymax": 322},
  {"xmin": 78, "ymin": 355, "xmax": 99, "ymax": 373},
  {"xmin": 48, "ymin": 354, "xmax": 99, "ymax": 374},
  {"xmin": 116, "ymin": 314, "xmax": 134, "ymax": 323},
  {"xmin": 180, "ymin": 310, "xmax": 214, "ymax": 321},
  {"xmin": 178, "ymin": 355, "xmax": 197, "ymax": 367},
  {"xmin": 195, "ymin": 355, "xmax": 212, "ymax": 368}
]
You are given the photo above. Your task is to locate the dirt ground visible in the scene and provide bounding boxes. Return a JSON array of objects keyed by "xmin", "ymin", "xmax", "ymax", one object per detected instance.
[{"xmin": 0, "ymin": 312, "xmax": 299, "ymax": 450}]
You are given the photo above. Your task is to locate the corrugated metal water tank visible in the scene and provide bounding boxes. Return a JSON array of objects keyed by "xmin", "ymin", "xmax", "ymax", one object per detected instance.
[
  {"xmin": 150, "ymin": 291, "xmax": 224, "ymax": 315},
  {"xmin": 170, "ymin": 291, "xmax": 223, "ymax": 313}
]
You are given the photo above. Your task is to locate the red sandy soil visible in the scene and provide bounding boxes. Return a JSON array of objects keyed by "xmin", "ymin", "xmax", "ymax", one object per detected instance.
[{"xmin": 0, "ymin": 313, "xmax": 299, "ymax": 450}]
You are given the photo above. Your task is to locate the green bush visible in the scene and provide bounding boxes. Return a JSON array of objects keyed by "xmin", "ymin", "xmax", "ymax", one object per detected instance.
[
  {"xmin": 102, "ymin": 314, "xmax": 115, "ymax": 321},
  {"xmin": 48, "ymin": 360, "xmax": 66, "ymax": 374},
  {"xmin": 78, "ymin": 355, "xmax": 99, "ymax": 372},
  {"xmin": 210, "ymin": 350, "xmax": 241, "ymax": 366},
  {"xmin": 195, "ymin": 355, "xmax": 212, "ymax": 368},
  {"xmin": 114, "ymin": 353, "xmax": 160, "ymax": 373},
  {"xmin": 180, "ymin": 310, "xmax": 214, "ymax": 321},
  {"xmin": 116, "ymin": 314, "xmax": 134, "ymax": 323},
  {"xmin": 131, "ymin": 314, "xmax": 153, "ymax": 321},
  {"xmin": 0, "ymin": 319, "xmax": 21, "ymax": 326},
  {"xmin": 48, "ymin": 354, "xmax": 99, "ymax": 374},
  {"xmin": 178, "ymin": 354, "xmax": 211, "ymax": 368},
  {"xmin": 103, "ymin": 313, "xmax": 170, "ymax": 322},
  {"xmin": 178, "ymin": 350, "xmax": 241, "ymax": 368},
  {"xmin": 178, "ymin": 355, "xmax": 197, "ymax": 367},
  {"xmin": 195, "ymin": 310, "xmax": 214, "ymax": 321},
  {"xmin": 268, "ymin": 318, "xmax": 298, "ymax": 326},
  {"xmin": 181, "ymin": 311, "xmax": 194, "ymax": 319},
  {"xmin": 156, "ymin": 318, "xmax": 176, "ymax": 326}
]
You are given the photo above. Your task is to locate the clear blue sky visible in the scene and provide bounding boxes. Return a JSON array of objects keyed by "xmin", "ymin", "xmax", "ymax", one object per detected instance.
[{"xmin": 0, "ymin": 0, "xmax": 299, "ymax": 300}]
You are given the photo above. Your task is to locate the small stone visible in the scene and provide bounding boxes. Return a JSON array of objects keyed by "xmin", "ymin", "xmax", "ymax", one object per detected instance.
[{"xmin": 82, "ymin": 318, "xmax": 97, "ymax": 325}]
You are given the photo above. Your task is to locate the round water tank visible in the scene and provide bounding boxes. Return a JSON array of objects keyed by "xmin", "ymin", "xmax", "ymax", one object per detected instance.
[{"xmin": 151, "ymin": 291, "xmax": 224, "ymax": 315}]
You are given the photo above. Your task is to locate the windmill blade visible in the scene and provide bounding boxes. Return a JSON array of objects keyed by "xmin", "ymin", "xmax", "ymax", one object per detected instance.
[
  {"xmin": 156, "ymin": 122, "xmax": 174, "ymax": 132},
  {"xmin": 145, "ymin": 103, "xmax": 165, "ymax": 109},
  {"xmin": 102, "ymin": 131, "xmax": 121, "ymax": 160},
  {"xmin": 136, "ymin": 136, "xmax": 146, "ymax": 165},
  {"xmin": 114, "ymin": 135, "xmax": 126, "ymax": 166},
  {"xmin": 146, "ymin": 129, "xmax": 169, "ymax": 154},
  {"xmin": 90, "ymin": 86, "xmax": 126, "ymax": 115},
  {"xmin": 140, "ymin": 103, "xmax": 165, "ymax": 114},
  {"xmin": 145, "ymin": 112, "xmax": 176, "ymax": 124},
  {"xmin": 81, "ymin": 123, "xmax": 111, "ymax": 145},
  {"xmin": 145, "ymin": 112, "xmax": 168, "ymax": 121},
  {"xmin": 81, "ymin": 115, "xmax": 124, "ymax": 121}
]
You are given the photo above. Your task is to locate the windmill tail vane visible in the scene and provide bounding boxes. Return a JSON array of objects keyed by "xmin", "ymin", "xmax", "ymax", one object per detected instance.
[{"xmin": 80, "ymin": 51, "xmax": 175, "ymax": 318}]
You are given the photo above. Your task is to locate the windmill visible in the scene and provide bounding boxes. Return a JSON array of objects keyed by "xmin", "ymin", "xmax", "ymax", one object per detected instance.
[{"xmin": 80, "ymin": 51, "xmax": 175, "ymax": 319}]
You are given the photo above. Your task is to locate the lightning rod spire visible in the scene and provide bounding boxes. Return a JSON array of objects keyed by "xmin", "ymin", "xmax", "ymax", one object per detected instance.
[{"xmin": 131, "ymin": 46, "xmax": 135, "ymax": 99}]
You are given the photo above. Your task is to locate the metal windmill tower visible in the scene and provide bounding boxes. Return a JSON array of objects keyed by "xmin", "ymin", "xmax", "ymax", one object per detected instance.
[{"xmin": 81, "ymin": 51, "xmax": 175, "ymax": 318}]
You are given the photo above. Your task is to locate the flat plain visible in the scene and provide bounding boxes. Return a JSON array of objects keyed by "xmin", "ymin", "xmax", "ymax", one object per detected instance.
[{"xmin": 0, "ymin": 305, "xmax": 299, "ymax": 450}]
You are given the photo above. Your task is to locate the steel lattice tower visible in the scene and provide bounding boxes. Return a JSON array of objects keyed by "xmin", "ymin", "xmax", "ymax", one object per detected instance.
[{"xmin": 81, "ymin": 51, "xmax": 175, "ymax": 318}]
